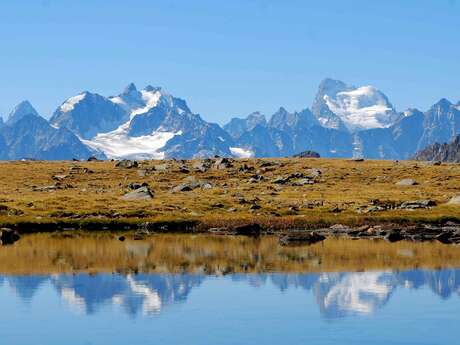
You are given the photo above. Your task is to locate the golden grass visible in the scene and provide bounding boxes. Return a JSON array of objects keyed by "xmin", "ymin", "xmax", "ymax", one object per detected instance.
[
  {"xmin": 1, "ymin": 233, "xmax": 460, "ymax": 275},
  {"xmin": 0, "ymin": 158, "xmax": 459, "ymax": 230}
]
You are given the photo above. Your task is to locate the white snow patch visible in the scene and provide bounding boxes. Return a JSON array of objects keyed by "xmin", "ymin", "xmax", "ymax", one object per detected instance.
[
  {"xmin": 110, "ymin": 96, "xmax": 125, "ymax": 105},
  {"xmin": 230, "ymin": 147, "xmax": 254, "ymax": 158},
  {"xmin": 324, "ymin": 86, "xmax": 397, "ymax": 131},
  {"xmin": 83, "ymin": 120, "xmax": 178, "ymax": 160},
  {"xmin": 131, "ymin": 90, "xmax": 161, "ymax": 116},
  {"xmin": 60, "ymin": 93, "xmax": 86, "ymax": 113}
]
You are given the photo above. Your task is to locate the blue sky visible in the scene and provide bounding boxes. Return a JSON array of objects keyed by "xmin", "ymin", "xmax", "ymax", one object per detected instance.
[{"xmin": 0, "ymin": 0, "xmax": 459, "ymax": 123}]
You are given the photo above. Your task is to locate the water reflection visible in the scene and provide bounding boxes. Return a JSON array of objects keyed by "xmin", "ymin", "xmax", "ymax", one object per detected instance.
[
  {"xmin": 2, "ymin": 234, "xmax": 460, "ymax": 275},
  {"xmin": 3, "ymin": 269, "xmax": 460, "ymax": 319}
]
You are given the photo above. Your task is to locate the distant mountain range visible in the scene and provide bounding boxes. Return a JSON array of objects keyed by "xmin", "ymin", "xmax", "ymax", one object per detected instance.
[{"xmin": 1, "ymin": 79, "xmax": 459, "ymax": 160}]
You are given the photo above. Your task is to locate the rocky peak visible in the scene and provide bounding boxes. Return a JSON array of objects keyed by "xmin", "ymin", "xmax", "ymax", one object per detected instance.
[
  {"xmin": 7, "ymin": 100, "xmax": 40, "ymax": 125},
  {"xmin": 123, "ymin": 82, "xmax": 137, "ymax": 94},
  {"xmin": 413, "ymin": 135, "xmax": 460, "ymax": 163}
]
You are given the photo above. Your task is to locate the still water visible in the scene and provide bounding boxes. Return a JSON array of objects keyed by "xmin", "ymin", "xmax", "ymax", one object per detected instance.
[{"xmin": 1, "ymin": 234, "xmax": 459, "ymax": 345}]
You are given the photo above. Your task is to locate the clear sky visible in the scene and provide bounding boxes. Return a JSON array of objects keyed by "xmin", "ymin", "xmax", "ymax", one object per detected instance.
[{"xmin": 0, "ymin": 0, "xmax": 459, "ymax": 123}]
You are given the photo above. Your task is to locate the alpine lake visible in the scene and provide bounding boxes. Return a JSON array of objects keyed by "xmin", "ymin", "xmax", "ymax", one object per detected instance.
[{"xmin": 1, "ymin": 232, "xmax": 459, "ymax": 345}]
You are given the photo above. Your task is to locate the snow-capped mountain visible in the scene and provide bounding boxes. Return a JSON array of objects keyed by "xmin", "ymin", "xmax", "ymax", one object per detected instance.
[
  {"xmin": 312, "ymin": 78, "xmax": 399, "ymax": 131},
  {"xmin": 0, "ymin": 102, "xmax": 97, "ymax": 160},
  {"xmin": 50, "ymin": 91, "xmax": 129, "ymax": 140},
  {"xmin": 1, "ymin": 79, "xmax": 460, "ymax": 161},
  {"xmin": 78, "ymin": 84, "xmax": 234, "ymax": 159}
]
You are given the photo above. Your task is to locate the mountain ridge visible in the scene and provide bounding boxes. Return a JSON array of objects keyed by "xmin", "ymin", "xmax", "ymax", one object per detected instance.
[{"xmin": 1, "ymin": 79, "xmax": 459, "ymax": 160}]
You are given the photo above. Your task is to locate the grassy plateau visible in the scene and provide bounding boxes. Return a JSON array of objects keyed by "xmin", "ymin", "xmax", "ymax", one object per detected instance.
[{"xmin": 0, "ymin": 158, "xmax": 459, "ymax": 232}]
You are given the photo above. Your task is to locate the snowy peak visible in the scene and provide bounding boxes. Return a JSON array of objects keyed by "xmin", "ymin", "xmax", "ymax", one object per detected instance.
[
  {"xmin": 50, "ymin": 91, "xmax": 128, "ymax": 140},
  {"xmin": 109, "ymin": 85, "xmax": 187, "ymax": 117},
  {"xmin": 123, "ymin": 82, "xmax": 137, "ymax": 94},
  {"xmin": 7, "ymin": 100, "xmax": 40, "ymax": 125},
  {"xmin": 312, "ymin": 79, "xmax": 398, "ymax": 132},
  {"xmin": 58, "ymin": 93, "xmax": 88, "ymax": 113}
]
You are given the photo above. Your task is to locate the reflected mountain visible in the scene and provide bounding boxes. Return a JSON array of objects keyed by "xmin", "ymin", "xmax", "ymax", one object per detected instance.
[
  {"xmin": 3, "ymin": 269, "xmax": 460, "ymax": 319},
  {"xmin": 7, "ymin": 276, "xmax": 48, "ymax": 302},
  {"xmin": 52, "ymin": 274, "xmax": 205, "ymax": 316}
]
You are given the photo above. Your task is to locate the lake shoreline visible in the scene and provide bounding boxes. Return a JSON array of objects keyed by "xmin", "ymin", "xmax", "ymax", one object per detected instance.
[{"xmin": 2, "ymin": 217, "xmax": 460, "ymax": 245}]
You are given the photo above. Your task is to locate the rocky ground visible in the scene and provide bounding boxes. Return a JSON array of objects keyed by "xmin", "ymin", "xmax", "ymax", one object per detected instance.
[{"xmin": 0, "ymin": 157, "xmax": 459, "ymax": 244}]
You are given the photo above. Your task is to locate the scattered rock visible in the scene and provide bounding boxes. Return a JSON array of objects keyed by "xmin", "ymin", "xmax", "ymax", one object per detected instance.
[
  {"xmin": 213, "ymin": 157, "xmax": 233, "ymax": 170},
  {"xmin": 273, "ymin": 172, "xmax": 315, "ymax": 186},
  {"xmin": 0, "ymin": 205, "xmax": 24, "ymax": 216},
  {"xmin": 384, "ymin": 231, "xmax": 404, "ymax": 243},
  {"xmin": 279, "ymin": 231, "xmax": 325, "ymax": 246},
  {"xmin": 122, "ymin": 186, "xmax": 154, "ymax": 201},
  {"xmin": 115, "ymin": 159, "xmax": 138, "ymax": 169},
  {"xmin": 87, "ymin": 156, "xmax": 100, "ymax": 162},
  {"xmin": 127, "ymin": 182, "xmax": 149, "ymax": 190},
  {"xmin": 154, "ymin": 163, "xmax": 170, "ymax": 172},
  {"xmin": 249, "ymin": 203, "xmax": 261, "ymax": 210},
  {"xmin": 69, "ymin": 166, "xmax": 93, "ymax": 174},
  {"xmin": 306, "ymin": 168, "xmax": 322, "ymax": 178},
  {"xmin": 52, "ymin": 174, "xmax": 68, "ymax": 181},
  {"xmin": 293, "ymin": 150, "xmax": 320, "ymax": 158},
  {"xmin": 248, "ymin": 174, "xmax": 264, "ymax": 183},
  {"xmin": 0, "ymin": 228, "xmax": 20, "ymax": 245},
  {"xmin": 192, "ymin": 159, "xmax": 212, "ymax": 172},
  {"xmin": 395, "ymin": 178, "xmax": 418, "ymax": 186},
  {"xmin": 239, "ymin": 164, "xmax": 255, "ymax": 173},
  {"xmin": 291, "ymin": 178, "xmax": 314, "ymax": 186},
  {"xmin": 32, "ymin": 182, "xmax": 73, "ymax": 192},
  {"xmin": 137, "ymin": 167, "xmax": 155, "ymax": 177},
  {"xmin": 234, "ymin": 224, "xmax": 262, "ymax": 236},
  {"xmin": 399, "ymin": 200, "xmax": 436, "ymax": 210},
  {"xmin": 435, "ymin": 232, "xmax": 453, "ymax": 244},
  {"xmin": 448, "ymin": 194, "xmax": 460, "ymax": 205},
  {"xmin": 171, "ymin": 176, "xmax": 213, "ymax": 193},
  {"xmin": 178, "ymin": 166, "xmax": 190, "ymax": 173},
  {"xmin": 273, "ymin": 176, "xmax": 290, "ymax": 184}
]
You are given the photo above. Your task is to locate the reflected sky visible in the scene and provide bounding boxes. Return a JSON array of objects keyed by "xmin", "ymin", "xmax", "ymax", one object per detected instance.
[
  {"xmin": 1, "ymin": 270, "xmax": 460, "ymax": 345},
  {"xmin": 2, "ymin": 234, "xmax": 460, "ymax": 344}
]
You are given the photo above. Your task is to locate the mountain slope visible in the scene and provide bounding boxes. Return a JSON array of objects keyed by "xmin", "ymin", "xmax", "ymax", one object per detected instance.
[
  {"xmin": 50, "ymin": 92, "xmax": 129, "ymax": 140},
  {"xmin": 413, "ymin": 135, "xmax": 460, "ymax": 162},
  {"xmin": 6, "ymin": 100, "xmax": 40, "ymax": 125},
  {"xmin": 417, "ymin": 99, "xmax": 460, "ymax": 151},
  {"xmin": 0, "ymin": 114, "xmax": 97, "ymax": 160},
  {"xmin": 224, "ymin": 112, "xmax": 267, "ymax": 140},
  {"xmin": 0, "ymin": 102, "xmax": 98, "ymax": 160}
]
